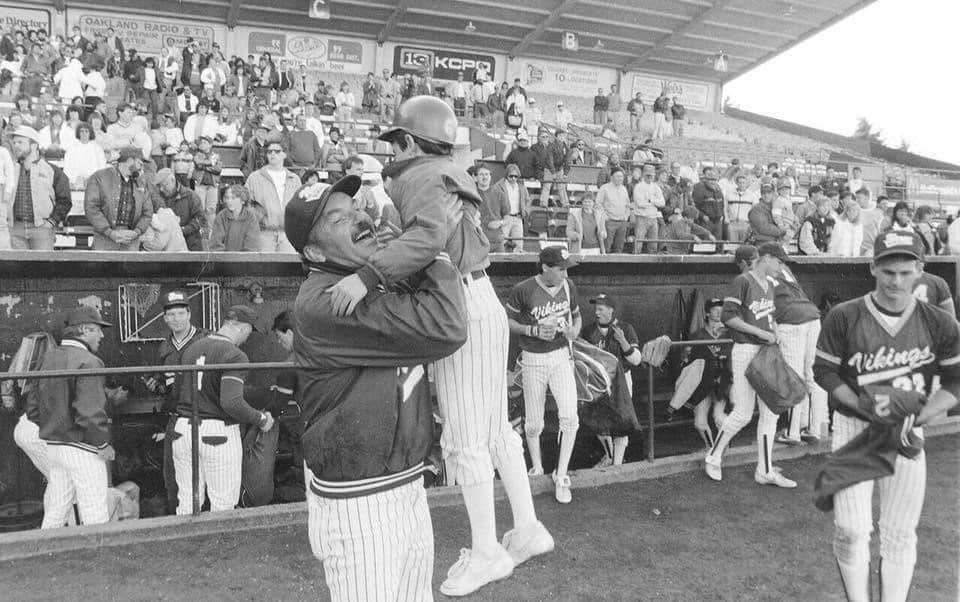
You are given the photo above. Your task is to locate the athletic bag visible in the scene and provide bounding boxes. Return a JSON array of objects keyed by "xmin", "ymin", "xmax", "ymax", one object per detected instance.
[{"xmin": 745, "ymin": 344, "xmax": 807, "ymax": 414}]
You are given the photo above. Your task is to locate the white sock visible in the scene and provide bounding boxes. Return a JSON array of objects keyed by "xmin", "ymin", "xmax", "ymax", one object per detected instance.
[
  {"xmin": 460, "ymin": 481, "xmax": 499, "ymax": 558},
  {"xmin": 879, "ymin": 559, "xmax": 914, "ymax": 602},
  {"xmin": 836, "ymin": 557, "xmax": 871, "ymax": 602}
]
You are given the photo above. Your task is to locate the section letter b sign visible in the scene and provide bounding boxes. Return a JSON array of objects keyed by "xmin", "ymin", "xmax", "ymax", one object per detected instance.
[{"xmin": 562, "ymin": 31, "xmax": 579, "ymax": 51}]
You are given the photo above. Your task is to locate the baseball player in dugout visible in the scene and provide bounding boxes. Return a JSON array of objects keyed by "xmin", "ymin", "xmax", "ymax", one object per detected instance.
[
  {"xmin": 506, "ymin": 246, "xmax": 582, "ymax": 503},
  {"xmin": 758, "ymin": 242, "xmax": 830, "ymax": 445},
  {"xmin": 284, "ymin": 176, "xmax": 468, "ymax": 602},
  {"xmin": 581, "ymin": 293, "xmax": 643, "ymax": 466},
  {"xmin": 324, "ymin": 96, "xmax": 554, "ymax": 597},
  {"xmin": 34, "ymin": 306, "xmax": 115, "ymax": 528},
  {"xmin": 172, "ymin": 305, "xmax": 275, "ymax": 515},
  {"xmin": 705, "ymin": 244, "xmax": 798, "ymax": 488},
  {"xmin": 142, "ymin": 290, "xmax": 208, "ymax": 514},
  {"xmin": 814, "ymin": 230, "xmax": 960, "ymax": 602}
]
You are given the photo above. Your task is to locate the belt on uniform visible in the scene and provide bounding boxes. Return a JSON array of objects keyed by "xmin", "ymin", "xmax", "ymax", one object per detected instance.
[
  {"xmin": 509, "ymin": 213, "xmax": 521, "ymax": 217},
  {"xmin": 462, "ymin": 269, "xmax": 487, "ymax": 284}
]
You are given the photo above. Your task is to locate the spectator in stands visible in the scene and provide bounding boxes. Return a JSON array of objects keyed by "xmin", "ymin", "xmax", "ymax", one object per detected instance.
[
  {"xmin": 85, "ymin": 146, "xmax": 154, "ymax": 251},
  {"xmin": 631, "ymin": 164, "xmax": 665, "ymax": 253},
  {"xmin": 378, "ymin": 71, "xmax": 399, "ymax": 121},
  {"xmin": 471, "ymin": 73, "xmax": 489, "ymax": 120},
  {"xmin": 505, "ymin": 80, "xmax": 527, "ymax": 128},
  {"xmin": 773, "ymin": 178, "xmax": 798, "ymax": 243},
  {"xmin": 367, "ymin": 125, "xmax": 391, "ymax": 155},
  {"xmin": 342, "ymin": 156, "xmax": 379, "ymax": 223},
  {"xmin": 651, "ymin": 91, "xmax": 669, "ymax": 140},
  {"xmin": 214, "ymin": 107, "xmax": 241, "ymax": 146},
  {"xmin": 827, "ymin": 199, "xmax": 863, "ymax": 257},
  {"xmin": 335, "ymin": 82, "xmax": 356, "ymax": 122},
  {"xmin": 1, "ymin": 45, "xmax": 24, "ymax": 94},
  {"xmin": 693, "ymin": 166, "xmax": 724, "ymax": 240},
  {"xmin": 724, "ymin": 173, "xmax": 757, "ymax": 242},
  {"xmin": 209, "ymin": 183, "xmax": 260, "ymax": 252},
  {"xmin": 883, "ymin": 201, "xmax": 916, "ymax": 234},
  {"xmin": 914, "ymin": 205, "xmax": 937, "ymax": 254},
  {"xmin": 529, "ymin": 129, "xmax": 553, "ymax": 199},
  {"xmin": 472, "ymin": 164, "xmax": 506, "ymax": 253},
  {"xmin": 160, "ymin": 46, "xmax": 179, "ymax": 91},
  {"xmin": 593, "ymin": 88, "xmax": 609, "ymax": 125},
  {"xmin": 566, "ymin": 138, "xmax": 587, "ymax": 170},
  {"xmin": 7, "ymin": 126, "xmax": 72, "ymax": 250},
  {"xmin": 657, "ymin": 168, "xmax": 682, "ymax": 215},
  {"xmin": 122, "ymin": 49, "xmax": 144, "ymax": 104},
  {"xmin": 846, "ymin": 166, "xmax": 864, "ymax": 194},
  {"xmin": 320, "ymin": 126, "xmax": 351, "ymax": 170},
  {"xmin": 818, "ymin": 165, "xmax": 842, "ymax": 197},
  {"xmin": 671, "ymin": 97, "xmax": 686, "ymax": 138},
  {"xmin": 607, "ymin": 84, "xmax": 622, "ymax": 122},
  {"xmin": 596, "ymin": 151, "xmax": 623, "ymax": 187},
  {"xmin": 449, "ymin": 71, "xmax": 468, "ymax": 118},
  {"xmin": 554, "ymin": 100, "xmax": 574, "ymax": 131},
  {"xmin": 525, "ymin": 98, "xmax": 543, "ymax": 134},
  {"xmin": 171, "ymin": 149, "xmax": 194, "ymax": 188},
  {"xmin": 53, "ymin": 47, "xmax": 85, "ymax": 103},
  {"xmin": 63, "ymin": 122, "xmax": 105, "ymax": 189},
  {"xmin": 156, "ymin": 114, "xmax": 184, "ymax": 159},
  {"xmin": 21, "ymin": 42, "xmax": 47, "ymax": 98},
  {"xmin": 154, "ymin": 168, "xmax": 204, "ymax": 251},
  {"xmin": 597, "ymin": 167, "xmax": 631, "ymax": 253},
  {"xmin": 245, "ymin": 141, "xmax": 299, "ymax": 252},
  {"xmin": 856, "ymin": 188, "xmax": 884, "ymax": 255},
  {"xmin": 177, "ymin": 86, "xmax": 199, "ymax": 124},
  {"xmin": 486, "ymin": 82, "xmax": 507, "ymax": 125},
  {"xmin": 192, "ymin": 136, "xmax": 221, "ymax": 229},
  {"xmin": 491, "ymin": 163, "xmax": 529, "ymax": 253},
  {"xmin": 793, "ymin": 184, "xmax": 822, "ymax": 226},
  {"xmin": 37, "ymin": 110, "xmax": 72, "ymax": 161},
  {"xmin": 747, "ymin": 181, "xmax": 784, "ymax": 245},
  {"xmin": 797, "ymin": 195, "xmax": 834, "ymax": 256},
  {"xmin": 240, "ymin": 123, "xmax": 269, "ymax": 178},
  {"xmin": 566, "ymin": 193, "xmax": 605, "ymax": 255},
  {"xmin": 626, "ymin": 94, "xmax": 645, "ymax": 133},
  {"xmin": 183, "ymin": 101, "xmax": 218, "ymax": 145},
  {"xmin": 287, "ymin": 114, "xmax": 322, "ymax": 169},
  {"xmin": 661, "ymin": 206, "xmax": 714, "ymax": 254},
  {"xmin": 505, "ymin": 131, "xmax": 540, "ymax": 181}
]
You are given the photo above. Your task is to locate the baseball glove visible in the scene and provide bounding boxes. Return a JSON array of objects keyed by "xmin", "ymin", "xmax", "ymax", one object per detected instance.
[
  {"xmin": 641, "ymin": 335, "xmax": 673, "ymax": 368},
  {"xmin": 857, "ymin": 385, "xmax": 925, "ymax": 426}
]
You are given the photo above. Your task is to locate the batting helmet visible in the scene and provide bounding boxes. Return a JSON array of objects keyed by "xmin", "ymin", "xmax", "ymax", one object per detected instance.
[{"xmin": 378, "ymin": 95, "xmax": 458, "ymax": 146}]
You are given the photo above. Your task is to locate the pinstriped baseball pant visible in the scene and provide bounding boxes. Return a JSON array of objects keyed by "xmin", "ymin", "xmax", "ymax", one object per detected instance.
[
  {"xmin": 307, "ymin": 480, "xmax": 434, "ymax": 602},
  {"xmin": 41, "ymin": 445, "xmax": 109, "ymax": 528},
  {"xmin": 14, "ymin": 414, "xmax": 50, "ymax": 477},
  {"xmin": 433, "ymin": 276, "xmax": 524, "ymax": 485},
  {"xmin": 520, "ymin": 347, "xmax": 580, "ymax": 438},
  {"xmin": 776, "ymin": 320, "xmax": 829, "ymax": 437},
  {"xmin": 172, "ymin": 417, "xmax": 243, "ymax": 514},
  {"xmin": 721, "ymin": 343, "xmax": 778, "ymax": 472},
  {"xmin": 831, "ymin": 413, "xmax": 926, "ymax": 568}
]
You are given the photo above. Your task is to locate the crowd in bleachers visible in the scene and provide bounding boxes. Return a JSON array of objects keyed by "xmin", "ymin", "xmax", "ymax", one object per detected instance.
[{"xmin": 0, "ymin": 22, "xmax": 952, "ymax": 256}]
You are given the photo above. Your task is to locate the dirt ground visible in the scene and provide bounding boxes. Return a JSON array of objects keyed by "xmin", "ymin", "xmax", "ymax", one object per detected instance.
[{"xmin": 6, "ymin": 435, "xmax": 959, "ymax": 602}]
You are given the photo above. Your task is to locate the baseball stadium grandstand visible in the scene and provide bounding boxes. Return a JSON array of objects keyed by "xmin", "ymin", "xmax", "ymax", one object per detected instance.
[{"xmin": 0, "ymin": 3, "xmax": 958, "ymax": 599}]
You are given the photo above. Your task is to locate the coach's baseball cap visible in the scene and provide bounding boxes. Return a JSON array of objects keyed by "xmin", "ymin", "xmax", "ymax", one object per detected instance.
[
  {"xmin": 733, "ymin": 244, "xmax": 758, "ymax": 264},
  {"xmin": 224, "ymin": 305, "xmax": 259, "ymax": 331},
  {"xmin": 65, "ymin": 305, "xmax": 112, "ymax": 328},
  {"xmin": 539, "ymin": 245, "xmax": 577, "ymax": 269},
  {"xmin": 757, "ymin": 241, "xmax": 789, "ymax": 262},
  {"xmin": 162, "ymin": 290, "xmax": 190, "ymax": 310},
  {"xmin": 284, "ymin": 175, "xmax": 362, "ymax": 255},
  {"xmin": 706, "ymin": 297, "xmax": 724, "ymax": 310},
  {"xmin": 590, "ymin": 294, "xmax": 616, "ymax": 310},
  {"xmin": 873, "ymin": 230, "xmax": 925, "ymax": 262}
]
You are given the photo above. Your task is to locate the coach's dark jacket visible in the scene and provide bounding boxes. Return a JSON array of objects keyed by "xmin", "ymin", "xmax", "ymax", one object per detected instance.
[{"xmin": 294, "ymin": 258, "xmax": 466, "ymax": 498}]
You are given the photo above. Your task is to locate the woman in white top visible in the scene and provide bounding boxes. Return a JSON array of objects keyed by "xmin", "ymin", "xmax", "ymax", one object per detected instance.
[
  {"xmin": 215, "ymin": 107, "xmax": 241, "ymax": 146},
  {"xmin": 53, "ymin": 51, "xmax": 86, "ymax": 103},
  {"xmin": 38, "ymin": 110, "xmax": 76, "ymax": 158},
  {"xmin": 335, "ymin": 82, "xmax": 356, "ymax": 122},
  {"xmin": 0, "ymin": 46, "xmax": 24, "ymax": 95},
  {"xmin": 83, "ymin": 65, "xmax": 107, "ymax": 105},
  {"xmin": 160, "ymin": 47, "xmax": 179, "ymax": 90},
  {"xmin": 827, "ymin": 199, "xmax": 864, "ymax": 257},
  {"xmin": 63, "ymin": 122, "xmax": 107, "ymax": 189}
]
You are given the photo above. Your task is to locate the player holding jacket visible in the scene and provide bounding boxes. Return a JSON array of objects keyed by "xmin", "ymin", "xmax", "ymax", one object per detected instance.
[
  {"xmin": 326, "ymin": 98, "xmax": 552, "ymax": 597},
  {"xmin": 285, "ymin": 177, "xmax": 468, "ymax": 602},
  {"xmin": 815, "ymin": 230, "xmax": 960, "ymax": 602},
  {"xmin": 704, "ymin": 244, "xmax": 797, "ymax": 488}
]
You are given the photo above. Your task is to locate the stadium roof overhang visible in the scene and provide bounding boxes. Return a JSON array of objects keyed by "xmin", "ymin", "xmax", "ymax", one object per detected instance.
[{"xmin": 54, "ymin": 0, "xmax": 875, "ymax": 82}]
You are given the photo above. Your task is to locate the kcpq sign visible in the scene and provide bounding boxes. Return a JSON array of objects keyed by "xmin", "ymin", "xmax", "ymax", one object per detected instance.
[{"xmin": 393, "ymin": 46, "xmax": 495, "ymax": 81}]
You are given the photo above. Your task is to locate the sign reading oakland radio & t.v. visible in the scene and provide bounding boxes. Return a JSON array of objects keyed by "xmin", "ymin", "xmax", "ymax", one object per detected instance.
[
  {"xmin": 243, "ymin": 30, "xmax": 367, "ymax": 74},
  {"xmin": 393, "ymin": 46, "xmax": 495, "ymax": 81},
  {"xmin": 630, "ymin": 73, "xmax": 713, "ymax": 111},
  {"xmin": 67, "ymin": 10, "xmax": 225, "ymax": 56}
]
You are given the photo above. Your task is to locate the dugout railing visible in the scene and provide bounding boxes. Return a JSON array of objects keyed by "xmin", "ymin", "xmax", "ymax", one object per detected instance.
[{"xmin": 0, "ymin": 338, "xmax": 733, "ymax": 518}]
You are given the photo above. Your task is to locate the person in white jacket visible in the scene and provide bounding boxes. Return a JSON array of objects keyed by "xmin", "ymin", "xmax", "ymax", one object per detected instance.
[
  {"xmin": 38, "ymin": 111, "xmax": 76, "ymax": 158},
  {"xmin": 827, "ymin": 199, "xmax": 864, "ymax": 257},
  {"xmin": 82, "ymin": 65, "xmax": 107, "ymax": 105},
  {"xmin": 63, "ymin": 122, "xmax": 107, "ymax": 189},
  {"xmin": 53, "ymin": 53, "xmax": 85, "ymax": 103}
]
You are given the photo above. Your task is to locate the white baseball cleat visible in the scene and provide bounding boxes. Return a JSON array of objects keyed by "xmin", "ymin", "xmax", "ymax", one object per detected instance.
[
  {"xmin": 527, "ymin": 465, "xmax": 544, "ymax": 477},
  {"xmin": 755, "ymin": 467, "xmax": 797, "ymax": 488},
  {"xmin": 552, "ymin": 472, "xmax": 572, "ymax": 504},
  {"xmin": 440, "ymin": 545, "xmax": 514, "ymax": 597},
  {"xmin": 704, "ymin": 453, "xmax": 722, "ymax": 481},
  {"xmin": 502, "ymin": 521, "xmax": 555, "ymax": 566}
]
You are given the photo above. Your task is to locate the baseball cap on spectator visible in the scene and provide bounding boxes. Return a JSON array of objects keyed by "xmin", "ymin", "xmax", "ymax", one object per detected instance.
[
  {"xmin": 162, "ymin": 290, "xmax": 190, "ymax": 310},
  {"xmin": 777, "ymin": 177, "xmax": 792, "ymax": 191},
  {"xmin": 760, "ymin": 181, "xmax": 775, "ymax": 193},
  {"xmin": 10, "ymin": 125, "xmax": 39, "ymax": 144},
  {"xmin": 118, "ymin": 146, "xmax": 142, "ymax": 162},
  {"xmin": 517, "ymin": 131, "xmax": 530, "ymax": 142},
  {"xmin": 539, "ymin": 246, "xmax": 577, "ymax": 269},
  {"xmin": 505, "ymin": 164, "xmax": 521, "ymax": 178},
  {"xmin": 153, "ymin": 168, "xmax": 175, "ymax": 185},
  {"xmin": 706, "ymin": 297, "xmax": 724, "ymax": 310},
  {"xmin": 65, "ymin": 305, "xmax": 111, "ymax": 327},
  {"xmin": 224, "ymin": 305, "xmax": 259, "ymax": 331},
  {"xmin": 284, "ymin": 175, "xmax": 362, "ymax": 255},
  {"xmin": 733, "ymin": 244, "xmax": 758, "ymax": 264},
  {"xmin": 873, "ymin": 230, "xmax": 925, "ymax": 261},
  {"xmin": 589, "ymin": 294, "xmax": 616, "ymax": 309},
  {"xmin": 757, "ymin": 241, "xmax": 789, "ymax": 262}
]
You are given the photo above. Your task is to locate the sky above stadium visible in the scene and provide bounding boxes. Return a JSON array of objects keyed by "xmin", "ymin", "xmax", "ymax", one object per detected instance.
[{"xmin": 725, "ymin": 0, "xmax": 959, "ymax": 167}]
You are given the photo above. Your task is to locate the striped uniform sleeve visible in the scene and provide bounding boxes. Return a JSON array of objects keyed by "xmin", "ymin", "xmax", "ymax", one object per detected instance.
[
  {"xmin": 935, "ymin": 311, "xmax": 960, "ymax": 397},
  {"xmin": 720, "ymin": 274, "xmax": 748, "ymax": 324},
  {"xmin": 505, "ymin": 281, "xmax": 527, "ymax": 320},
  {"xmin": 813, "ymin": 305, "xmax": 847, "ymax": 394}
]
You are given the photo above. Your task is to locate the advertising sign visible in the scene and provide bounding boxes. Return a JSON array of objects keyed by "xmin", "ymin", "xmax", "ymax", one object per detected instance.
[
  {"xmin": 506, "ymin": 57, "xmax": 617, "ymax": 98},
  {"xmin": 0, "ymin": 5, "xmax": 51, "ymax": 33},
  {"xmin": 629, "ymin": 73, "xmax": 712, "ymax": 111},
  {"xmin": 907, "ymin": 175, "xmax": 960, "ymax": 206},
  {"xmin": 68, "ymin": 10, "xmax": 224, "ymax": 56},
  {"xmin": 393, "ymin": 46, "xmax": 495, "ymax": 81},
  {"xmin": 240, "ymin": 28, "xmax": 369, "ymax": 74}
]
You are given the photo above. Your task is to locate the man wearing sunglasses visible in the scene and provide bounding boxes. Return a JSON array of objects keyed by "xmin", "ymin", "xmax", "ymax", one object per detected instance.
[{"xmin": 245, "ymin": 142, "xmax": 299, "ymax": 252}]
